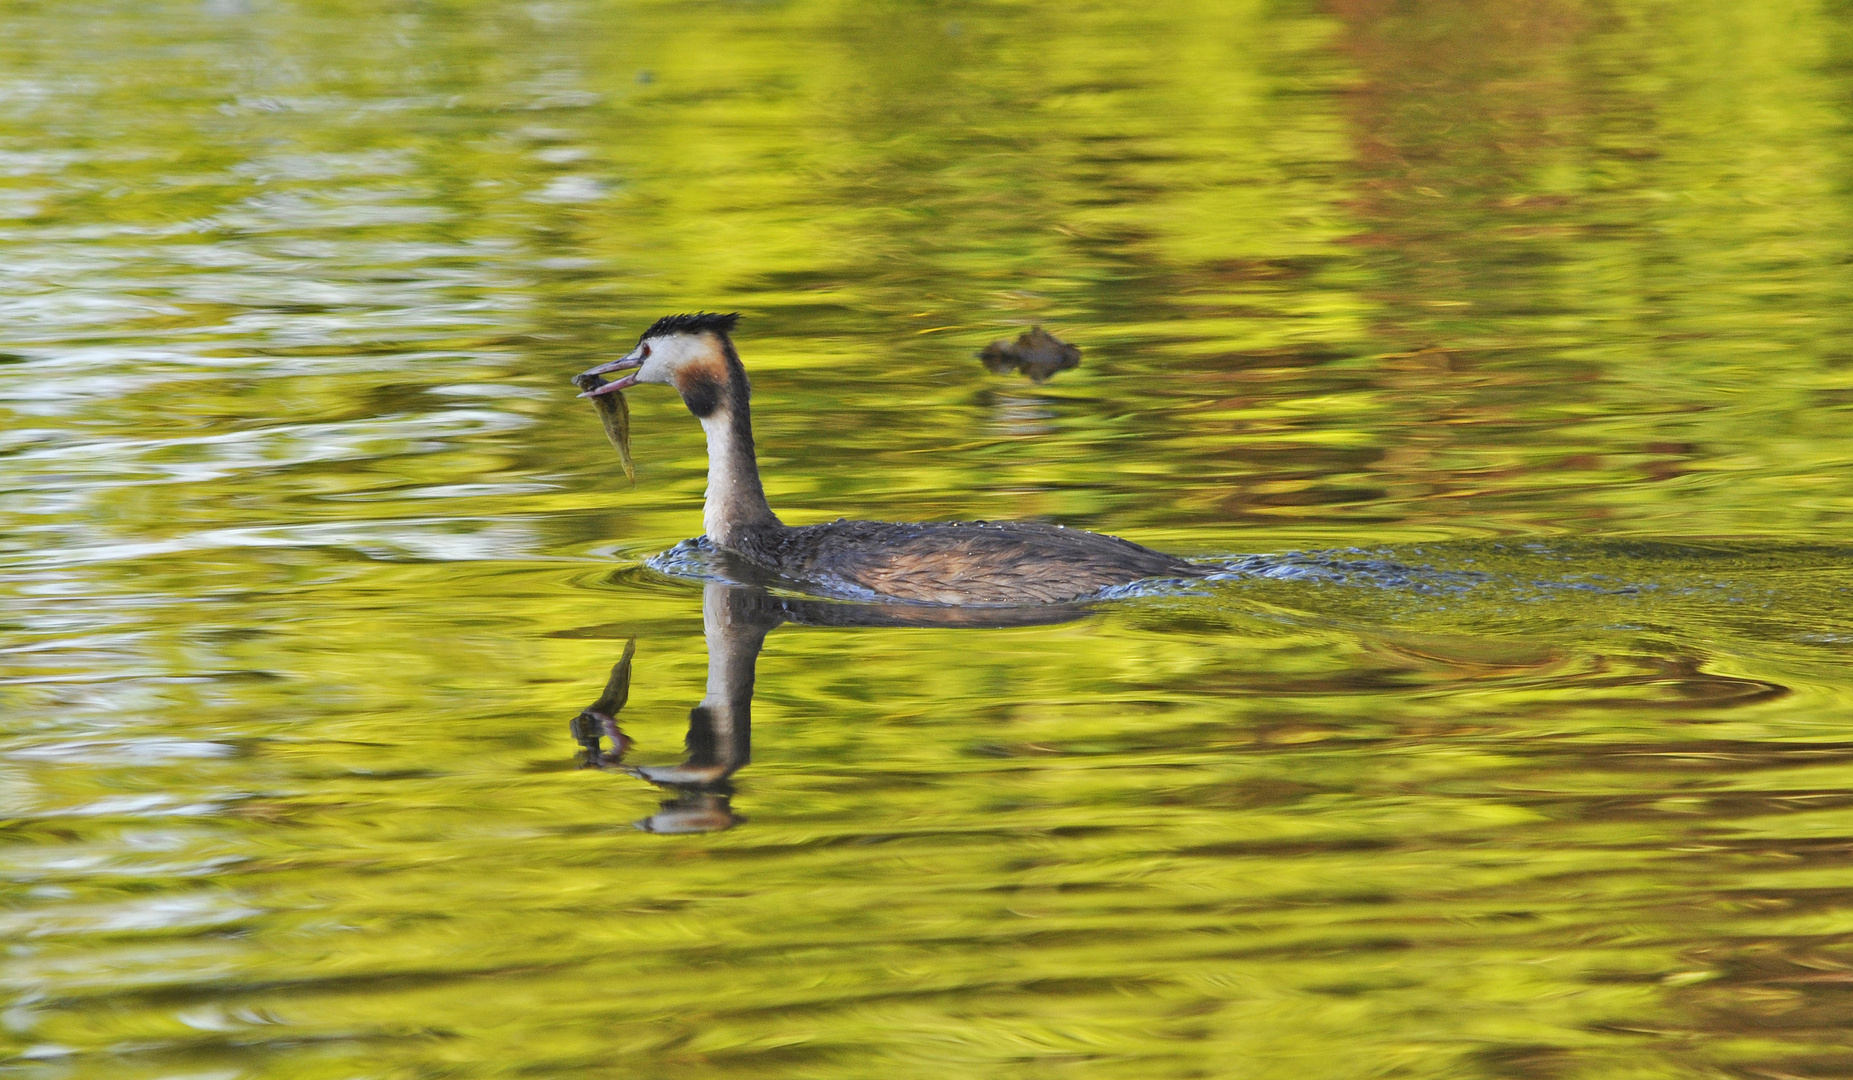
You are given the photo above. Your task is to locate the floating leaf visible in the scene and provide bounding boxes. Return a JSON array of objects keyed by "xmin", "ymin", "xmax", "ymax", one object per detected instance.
[{"xmin": 978, "ymin": 326, "xmax": 1081, "ymax": 383}]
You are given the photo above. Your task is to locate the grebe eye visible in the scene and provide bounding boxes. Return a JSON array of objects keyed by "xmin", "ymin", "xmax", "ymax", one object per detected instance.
[{"xmin": 639, "ymin": 343, "xmax": 651, "ymax": 359}]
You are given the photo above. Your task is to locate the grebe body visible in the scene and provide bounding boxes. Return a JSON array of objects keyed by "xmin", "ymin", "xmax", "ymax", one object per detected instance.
[{"xmin": 577, "ymin": 313, "xmax": 1198, "ymax": 606}]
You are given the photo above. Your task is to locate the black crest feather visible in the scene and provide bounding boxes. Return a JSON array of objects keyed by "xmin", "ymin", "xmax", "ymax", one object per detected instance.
[{"xmin": 641, "ymin": 312, "xmax": 741, "ymax": 341}]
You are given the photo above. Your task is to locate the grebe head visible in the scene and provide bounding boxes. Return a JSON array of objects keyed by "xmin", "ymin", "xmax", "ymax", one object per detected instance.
[
  {"xmin": 577, "ymin": 312, "xmax": 744, "ymax": 418},
  {"xmin": 575, "ymin": 311, "xmax": 779, "ymax": 543}
]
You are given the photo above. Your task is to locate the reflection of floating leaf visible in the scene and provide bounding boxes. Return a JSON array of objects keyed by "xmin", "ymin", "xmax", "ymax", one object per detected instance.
[
  {"xmin": 979, "ymin": 326, "xmax": 1081, "ymax": 383},
  {"xmin": 572, "ymin": 373, "xmax": 634, "ymax": 484}
]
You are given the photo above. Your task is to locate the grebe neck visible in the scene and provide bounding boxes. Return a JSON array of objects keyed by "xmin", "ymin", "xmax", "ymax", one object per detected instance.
[{"xmin": 699, "ymin": 397, "xmax": 781, "ymax": 549}]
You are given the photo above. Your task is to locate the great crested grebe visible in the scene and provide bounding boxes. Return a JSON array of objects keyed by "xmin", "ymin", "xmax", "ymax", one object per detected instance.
[{"xmin": 575, "ymin": 313, "xmax": 1199, "ymax": 606}]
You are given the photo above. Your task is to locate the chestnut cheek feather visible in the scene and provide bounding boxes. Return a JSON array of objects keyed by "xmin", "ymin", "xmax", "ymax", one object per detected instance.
[{"xmin": 680, "ymin": 373, "xmax": 722, "ymax": 418}]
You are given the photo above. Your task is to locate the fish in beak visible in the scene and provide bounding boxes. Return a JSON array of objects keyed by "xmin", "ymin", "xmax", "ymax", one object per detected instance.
[
  {"xmin": 575, "ymin": 352, "xmax": 643, "ymax": 397},
  {"xmin": 572, "ymin": 358, "xmax": 638, "ymax": 483}
]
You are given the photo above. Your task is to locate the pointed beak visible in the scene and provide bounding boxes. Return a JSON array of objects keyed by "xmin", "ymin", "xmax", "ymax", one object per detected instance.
[{"xmin": 574, "ymin": 355, "xmax": 643, "ymax": 397}]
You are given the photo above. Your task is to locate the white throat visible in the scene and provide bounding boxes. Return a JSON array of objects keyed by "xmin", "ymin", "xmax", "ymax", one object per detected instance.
[
  {"xmin": 699, "ymin": 406, "xmax": 777, "ymax": 546},
  {"xmin": 701, "ymin": 413, "xmax": 736, "ymax": 541}
]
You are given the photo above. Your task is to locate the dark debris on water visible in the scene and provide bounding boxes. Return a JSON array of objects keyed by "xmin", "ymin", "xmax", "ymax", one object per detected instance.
[{"xmin": 979, "ymin": 326, "xmax": 1081, "ymax": 383}]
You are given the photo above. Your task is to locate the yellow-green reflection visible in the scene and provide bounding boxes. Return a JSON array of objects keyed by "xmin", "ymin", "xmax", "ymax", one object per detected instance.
[{"xmin": 4, "ymin": 0, "xmax": 1853, "ymax": 1077}]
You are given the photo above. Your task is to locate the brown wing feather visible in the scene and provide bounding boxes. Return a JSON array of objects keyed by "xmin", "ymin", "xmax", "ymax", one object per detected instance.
[{"xmin": 733, "ymin": 520, "xmax": 1197, "ymax": 606}]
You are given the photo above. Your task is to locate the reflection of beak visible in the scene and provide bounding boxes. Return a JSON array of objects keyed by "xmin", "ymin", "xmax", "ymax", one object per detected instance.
[{"xmin": 575, "ymin": 356, "xmax": 642, "ymax": 397}]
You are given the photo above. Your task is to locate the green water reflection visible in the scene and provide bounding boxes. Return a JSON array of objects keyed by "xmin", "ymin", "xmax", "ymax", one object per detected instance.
[{"xmin": 4, "ymin": 0, "xmax": 1853, "ymax": 1077}]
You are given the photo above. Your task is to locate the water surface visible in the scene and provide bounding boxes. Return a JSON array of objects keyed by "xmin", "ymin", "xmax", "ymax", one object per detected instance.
[{"xmin": 5, "ymin": 1, "xmax": 1853, "ymax": 1077}]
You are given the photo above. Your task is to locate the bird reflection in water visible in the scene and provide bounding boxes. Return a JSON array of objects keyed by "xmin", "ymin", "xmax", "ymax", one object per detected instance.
[{"xmin": 569, "ymin": 580, "xmax": 1089, "ymax": 834}]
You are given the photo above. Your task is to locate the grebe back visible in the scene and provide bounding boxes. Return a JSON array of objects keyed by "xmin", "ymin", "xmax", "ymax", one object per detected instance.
[{"xmin": 576, "ymin": 313, "xmax": 1198, "ymax": 606}]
